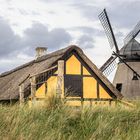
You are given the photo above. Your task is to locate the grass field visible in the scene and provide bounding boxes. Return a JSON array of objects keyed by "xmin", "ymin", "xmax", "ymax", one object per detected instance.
[{"xmin": 0, "ymin": 97, "xmax": 140, "ymax": 140}]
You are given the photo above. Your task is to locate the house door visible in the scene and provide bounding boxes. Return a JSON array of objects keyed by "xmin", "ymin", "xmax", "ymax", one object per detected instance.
[{"xmin": 64, "ymin": 75, "xmax": 83, "ymax": 97}]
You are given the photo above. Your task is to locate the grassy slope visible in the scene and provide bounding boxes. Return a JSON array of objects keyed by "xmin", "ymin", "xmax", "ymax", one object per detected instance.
[{"xmin": 0, "ymin": 99, "xmax": 140, "ymax": 140}]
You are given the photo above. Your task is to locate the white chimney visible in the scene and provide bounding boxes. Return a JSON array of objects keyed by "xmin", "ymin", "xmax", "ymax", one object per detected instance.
[{"xmin": 35, "ymin": 47, "xmax": 47, "ymax": 58}]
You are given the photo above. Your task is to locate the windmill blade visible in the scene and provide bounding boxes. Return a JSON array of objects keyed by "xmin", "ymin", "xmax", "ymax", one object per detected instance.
[
  {"xmin": 98, "ymin": 9, "xmax": 119, "ymax": 53},
  {"xmin": 100, "ymin": 56, "xmax": 117, "ymax": 77},
  {"xmin": 124, "ymin": 21, "xmax": 140, "ymax": 44}
]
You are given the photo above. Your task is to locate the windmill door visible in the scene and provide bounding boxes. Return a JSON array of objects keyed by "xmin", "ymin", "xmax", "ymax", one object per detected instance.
[{"xmin": 64, "ymin": 75, "xmax": 83, "ymax": 97}]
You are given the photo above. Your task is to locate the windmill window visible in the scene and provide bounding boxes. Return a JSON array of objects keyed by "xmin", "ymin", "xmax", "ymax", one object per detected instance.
[
  {"xmin": 116, "ymin": 83, "xmax": 122, "ymax": 92},
  {"xmin": 132, "ymin": 72, "xmax": 139, "ymax": 80}
]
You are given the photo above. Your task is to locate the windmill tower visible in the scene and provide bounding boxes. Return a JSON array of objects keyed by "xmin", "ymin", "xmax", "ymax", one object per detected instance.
[{"xmin": 98, "ymin": 9, "xmax": 140, "ymax": 99}]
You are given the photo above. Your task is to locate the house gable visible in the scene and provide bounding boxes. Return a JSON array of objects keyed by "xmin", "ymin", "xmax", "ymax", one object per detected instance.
[
  {"xmin": 64, "ymin": 51, "xmax": 113, "ymax": 99},
  {"xmin": 35, "ymin": 50, "xmax": 115, "ymax": 100}
]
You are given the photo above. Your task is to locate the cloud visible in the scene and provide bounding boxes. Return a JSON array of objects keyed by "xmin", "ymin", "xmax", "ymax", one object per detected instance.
[
  {"xmin": 18, "ymin": 9, "xmax": 40, "ymax": 16},
  {"xmin": 41, "ymin": 0, "xmax": 58, "ymax": 3},
  {"xmin": 23, "ymin": 22, "xmax": 72, "ymax": 55},
  {"xmin": 108, "ymin": 0, "xmax": 140, "ymax": 29},
  {"xmin": 71, "ymin": 2, "xmax": 100, "ymax": 21},
  {"xmin": 76, "ymin": 35, "xmax": 94, "ymax": 49},
  {"xmin": 70, "ymin": 26, "xmax": 104, "ymax": 36},
  {"xmin": 68, "ymin": 0, "xmax": 140, "ymax": 35},
  {"xmin": 0, "ymin": 17, "xmax": 22, "ymax": 58},
  {"xmin": 0, "ymin": 20, "xmax": 72, "ymax": 58},
  {"xmin": 69, "ymin": 0, "xmax": 140, "ymax": 49}
]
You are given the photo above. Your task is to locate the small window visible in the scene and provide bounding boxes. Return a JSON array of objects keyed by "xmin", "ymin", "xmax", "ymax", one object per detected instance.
[
  {"xmin": 116, "ymin": 83, "xmax": 122, "ymax": 92},
  {"xmin": 132, "ymin": 72, "xmax": 139, "ymax": 80}
]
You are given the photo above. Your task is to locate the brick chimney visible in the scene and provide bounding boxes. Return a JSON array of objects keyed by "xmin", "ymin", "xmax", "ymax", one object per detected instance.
[{"xmin": 35, "ymin": 47, "xmax": 47, "ymax": 58}]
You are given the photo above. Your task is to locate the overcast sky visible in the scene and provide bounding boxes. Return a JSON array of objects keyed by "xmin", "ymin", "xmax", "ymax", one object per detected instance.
[{"xmin": 0, "ymin": 0, "xmax": 140, "ymax": 80}]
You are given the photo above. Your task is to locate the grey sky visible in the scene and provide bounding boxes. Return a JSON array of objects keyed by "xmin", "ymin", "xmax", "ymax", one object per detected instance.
[{"xmin": 0, "ymin": 0, "xmax": 140, "ymax": 77}]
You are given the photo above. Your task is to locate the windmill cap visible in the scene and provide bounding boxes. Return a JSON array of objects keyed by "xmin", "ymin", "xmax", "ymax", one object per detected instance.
[{"xmin": 120, "ymin": 39, "xmax": 140, "ymax": 60}]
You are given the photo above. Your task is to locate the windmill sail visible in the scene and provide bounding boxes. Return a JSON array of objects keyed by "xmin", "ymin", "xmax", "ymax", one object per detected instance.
[
  {"xmin": 98, "ymin": 9, "xmax": 119, "ymax": 53},
  {"xmin": 100, "ymin": 56, "xmax": 117, "ymax": 76},
  {"xmin": 124, "ymin": 21, "xmax": 140, "ymax": 44}
]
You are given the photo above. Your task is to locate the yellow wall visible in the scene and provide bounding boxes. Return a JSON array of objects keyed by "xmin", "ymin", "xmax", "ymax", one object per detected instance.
[
  {"xmin": 47, "ymin": 76, "xmax": 57, "ymax": 95},
  {"xmin": 83, "ymin": 101, "xmax": 91, "ymax": 107},
  {"xmin": 36, "ymin": 83, "xmax": 46, "ymax": 98},
  {"xmin": 66, "ymin": 101, "xmax": 116, "ymax": 107},
  {"xmin": 83, "ymin": 77, "xmax": 97, "ymax": 98},
  {"xmin": 28, "ymin": 100, "xmax": 46, "ymax": 108},
  {"xmin": 99, "ymin": 85, "xmax": 112, "ymax": 98},
  {"xmin": 66, "ymin": 55, "xmax": 81, "ymax": 75},
  {"xmin": 66, "ymin": 101, "xmax": 81, "ymax": 106},
  {"xmin": 83, "ymin": 101, "xmax": 115, "ymax": 107},
  {"xmin": 83, "ymin": 66, "xmax": 91, "ymax": 75},
  {"xmin": 35, "ymin": 76, "xmax": 57, "ymax": 98}
]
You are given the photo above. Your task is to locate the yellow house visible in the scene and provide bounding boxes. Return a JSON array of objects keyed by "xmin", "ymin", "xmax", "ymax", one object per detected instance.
[{"xmin": 0, "ymin": 45, "xmax": 123, "ymax": 106}]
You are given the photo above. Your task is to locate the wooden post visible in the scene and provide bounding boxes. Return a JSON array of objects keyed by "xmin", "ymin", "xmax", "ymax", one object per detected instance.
[
  {"xmin": 19, "ymin": 83, "xmax": 24, "ymax": 104},
  {"xmin": 30, "ymin": 76, "xmax": 36, "ymax": 103},
  {"xmin": 56, "ymin": 60, "xmax": 64, "ymax": 98}
]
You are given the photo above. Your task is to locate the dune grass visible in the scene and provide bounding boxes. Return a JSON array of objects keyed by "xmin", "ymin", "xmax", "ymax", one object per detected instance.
[{"xmin": 0, "ymin": 97, "xmax": 140, "ymax": 140}]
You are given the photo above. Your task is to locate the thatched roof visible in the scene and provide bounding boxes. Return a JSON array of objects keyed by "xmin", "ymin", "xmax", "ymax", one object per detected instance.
[{"xmin": 0, "ymin": 45, "xmax": 123, "ymax": 100}]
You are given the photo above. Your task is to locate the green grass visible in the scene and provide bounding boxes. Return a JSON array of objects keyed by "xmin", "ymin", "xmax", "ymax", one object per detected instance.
[{"xmin": 0, "ymin": 98, "xmax": 140, "ymax": 140}]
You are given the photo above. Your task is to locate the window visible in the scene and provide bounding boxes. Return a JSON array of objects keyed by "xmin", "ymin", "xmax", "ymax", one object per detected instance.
[
  {"xmin": 116, "ymin": 83, "xmax": 122, "ymax": 92},
  {"xmin": 64, "ymin": 75, "xmax": 83, "ymax": 97},
  {"xmin": 132, "ymin": 72, "xmax": 139, "ymax": 80}
]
